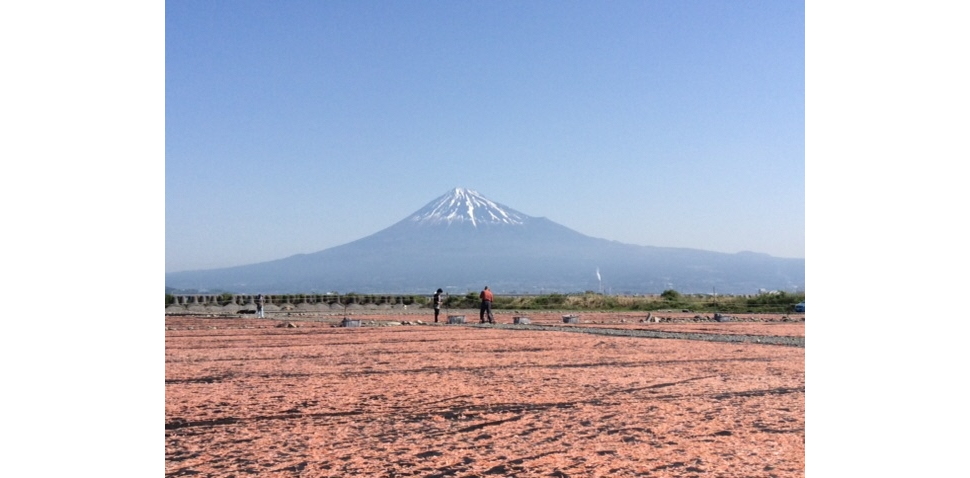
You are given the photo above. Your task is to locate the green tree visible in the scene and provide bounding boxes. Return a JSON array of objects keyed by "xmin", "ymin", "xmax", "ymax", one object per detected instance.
[{"xmin": 661, "ymin": 289, "xmax": 681, "ymax": 301}]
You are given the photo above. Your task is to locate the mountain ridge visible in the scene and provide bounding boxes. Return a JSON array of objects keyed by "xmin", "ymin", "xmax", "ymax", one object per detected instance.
[{"xmin": 166, "ymin": 188, "xmax": 804, "ymax": 294}]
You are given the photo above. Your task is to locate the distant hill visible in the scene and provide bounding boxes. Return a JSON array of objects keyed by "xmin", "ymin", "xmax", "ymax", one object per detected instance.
[{"xmin": 165, "ymin": 188, "xmax": 804, "ymax": 295}]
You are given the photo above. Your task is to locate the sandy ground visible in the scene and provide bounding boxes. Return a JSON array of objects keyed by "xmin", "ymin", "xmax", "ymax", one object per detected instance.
[{"xmin": 166, "ymin": 312, "xmax": 804, "ymax": 477}]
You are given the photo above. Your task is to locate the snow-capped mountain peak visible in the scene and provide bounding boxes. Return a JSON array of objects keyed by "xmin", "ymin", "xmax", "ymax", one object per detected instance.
[{"xmin": 408, "ymin": 187, "xmax": 528, "ymax": 227}]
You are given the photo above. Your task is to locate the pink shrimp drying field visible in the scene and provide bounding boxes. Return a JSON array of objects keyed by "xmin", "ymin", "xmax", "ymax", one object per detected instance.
[{"xmin": 166, "ymin": 311, "xmax": 804, "ymax": 477}]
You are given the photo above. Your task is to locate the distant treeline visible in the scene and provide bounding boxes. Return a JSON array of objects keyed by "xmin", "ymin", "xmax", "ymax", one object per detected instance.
[
  {"xmin": 437, "ymin": 290, "xmax": 803, "ymax": 313},
  {"xmin": 167, "ymin": 290, "xmax": 805, "ymax": 314}
]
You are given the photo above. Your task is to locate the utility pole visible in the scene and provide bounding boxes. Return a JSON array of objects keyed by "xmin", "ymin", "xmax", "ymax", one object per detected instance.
[{"xmin": 713, "ymin": 286, "xmax": 718, "ymax": 314}]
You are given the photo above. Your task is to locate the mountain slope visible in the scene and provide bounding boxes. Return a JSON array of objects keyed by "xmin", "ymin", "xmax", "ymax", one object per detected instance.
[{"xmin": 166, "ymin": 188, "xmax": 804, "ymax": 294}]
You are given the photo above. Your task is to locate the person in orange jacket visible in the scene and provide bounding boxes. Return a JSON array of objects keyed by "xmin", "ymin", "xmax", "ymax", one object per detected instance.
[{"xmin": 479, "ymin": 286, "xmax": 494, "ymax": 324}]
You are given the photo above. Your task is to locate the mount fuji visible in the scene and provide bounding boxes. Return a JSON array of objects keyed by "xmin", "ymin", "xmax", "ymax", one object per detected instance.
[{"xmin": 165, "ymin": 188, "xmax": 804, "ymax": 294}]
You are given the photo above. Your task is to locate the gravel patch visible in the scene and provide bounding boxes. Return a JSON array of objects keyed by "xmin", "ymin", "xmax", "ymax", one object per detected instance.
[{"xmin": 468, "ymin": 322, "xmax": 805, "ymax": 347}]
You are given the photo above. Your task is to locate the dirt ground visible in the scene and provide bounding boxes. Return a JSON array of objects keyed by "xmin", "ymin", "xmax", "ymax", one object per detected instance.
[{"xmin": 166, "ymin": 312, "xmax": 804, "ymax": 477}]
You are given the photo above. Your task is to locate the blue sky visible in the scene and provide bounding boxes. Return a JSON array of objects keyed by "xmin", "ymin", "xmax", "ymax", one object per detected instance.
[{"xmin": 166, "ymin": 0, "xmax": 804, "ymax": 272}]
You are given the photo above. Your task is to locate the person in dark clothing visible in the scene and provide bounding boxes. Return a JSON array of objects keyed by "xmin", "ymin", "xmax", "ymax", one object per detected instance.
[
  {"xmin": 256, "ymin": 294, "xmax": 265, "ymax": 318},
  {"xmin": 432, "ymin": 288, "xmax": 444, "ymax": 323},
  {"xmin": 479, "ymin": 286, "xmax": 494, "ymax": 324}
]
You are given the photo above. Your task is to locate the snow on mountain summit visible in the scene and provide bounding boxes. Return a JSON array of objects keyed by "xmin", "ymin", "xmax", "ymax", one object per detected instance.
[{"xmin": 408, "ymin": 187, "xmax": 528, "ymax": 227}]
